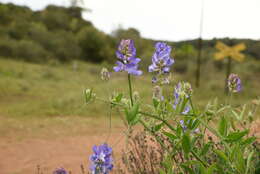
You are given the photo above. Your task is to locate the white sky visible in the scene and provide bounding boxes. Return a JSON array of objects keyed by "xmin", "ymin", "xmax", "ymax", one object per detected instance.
[{"xmin": 1, "ymin": 0, "xmax": 260, "ymax": 41}]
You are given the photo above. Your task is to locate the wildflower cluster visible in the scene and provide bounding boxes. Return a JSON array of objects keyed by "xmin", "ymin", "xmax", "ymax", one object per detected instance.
[
  {"xmin": 227, "ymin": 73, "xmax": 242, "ymax": 93},
  {"xmin": 83, "ymin": 39, "xmax": 259, "ymax": 174},
  {"xmin": 173, "ymin": 81, "xmax": 192, "ymax": 113},
  {"xmin": 149, "ymin": 42, "xmax": 174, "ymax": 74},
  {"xmin": 90, "ymin": 144, "xmax": 113, "ymax": 174},
  {"xmin": 53, "ymin": 168, "xmax": 67, "ymax": 174},
  {"xmin": 113, "ymin": 39, "xmax": 142, "ymax": 76}
]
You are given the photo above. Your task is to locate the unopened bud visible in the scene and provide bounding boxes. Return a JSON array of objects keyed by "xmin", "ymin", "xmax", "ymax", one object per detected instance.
[
  {"xmin": 85, "ymin": 88, "xmax": 96, "ymax": 103},
  {"xmin": 100, "ymin": 68, "xmax": 110, "ymax": 81}
]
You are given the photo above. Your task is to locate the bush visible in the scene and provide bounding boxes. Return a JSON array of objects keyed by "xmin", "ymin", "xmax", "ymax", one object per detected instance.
[
  {"xmin": 0, "ymin": 36, "xmax": 16, "ymax": 57},
  {"xmin": 13, "ymin": 40, "xmax": 50, "ymax": 62},
  {"xmin": 77, "ymin": 27, "xmax": 112, "ymax": 62},
  {"xmin": 52, "ymin": 31, "xmax": 82, "ymax": 62}
]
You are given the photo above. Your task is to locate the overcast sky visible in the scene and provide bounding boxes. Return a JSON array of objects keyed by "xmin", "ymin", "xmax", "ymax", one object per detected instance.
[{"xmin": 1, "ymin": 0, "xmax": 260, "ymax": 41}]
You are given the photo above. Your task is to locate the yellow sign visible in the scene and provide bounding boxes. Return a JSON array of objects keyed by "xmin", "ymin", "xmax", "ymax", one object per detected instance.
[{"xmin": 214, "ymin": 41, "xmax": 246, "ymax": 62}]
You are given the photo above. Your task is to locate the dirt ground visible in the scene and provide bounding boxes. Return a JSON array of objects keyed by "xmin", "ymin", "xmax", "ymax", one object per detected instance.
[
  {"xmin": 0, "ymin": 120, "xmax": 259, "ymax": 174},
  {"xmin": 0, "ymin": 128, "xmax": 126, "ymax": 174}
]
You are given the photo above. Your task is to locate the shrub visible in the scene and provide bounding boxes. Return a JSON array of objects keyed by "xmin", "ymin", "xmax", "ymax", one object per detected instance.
[
  {"xmin": 0, "ymin": 36, "xmax": 16, "ymax": 57},
  {"xmin": 13, "ymin": 40, "xmax": 50, "ymax": 62},
  {"xmin": 77, "ymin": 27, "xmax": 113, "ymax": 63}
]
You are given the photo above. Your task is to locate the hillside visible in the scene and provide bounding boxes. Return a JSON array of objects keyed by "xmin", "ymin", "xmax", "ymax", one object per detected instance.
[{"xmin": 0, "ymin": 2, "xmax": 260, "ymax": 67}]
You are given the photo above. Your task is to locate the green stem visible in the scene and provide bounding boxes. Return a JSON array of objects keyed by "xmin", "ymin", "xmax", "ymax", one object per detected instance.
[
  {"xmin": 96, "ymin": 97, "xmax": 124, "ymax": 107},
  {"xmin": 225, "ymin": 57, "xmax": 232, "ymax": 94},
  {"xmin": 128, "ymin": 74, "xmax": 134, "ymax": 106},
  {"xmin": 189, "ymin": 97, "xmax": 195, "ymax": 114},
  {"xmin": 191, "ymin": 150, "xmax": 208, "ymax": 167},
  {"xmin": 139, "ymin": 111, "xmax": 176, "ymax": 132},
  {"xmin": 139, "ymin": 119, "xmax": 169, "ymax": 152}
]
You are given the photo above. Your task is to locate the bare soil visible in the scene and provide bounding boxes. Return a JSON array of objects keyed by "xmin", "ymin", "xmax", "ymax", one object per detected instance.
[
  {"xmin": 0, "ymin": 128, "xmax": 126, "ymax": 174},
  {"xmin": 0, "ymin": 120, "xmax": 259, "ymax": 174}
]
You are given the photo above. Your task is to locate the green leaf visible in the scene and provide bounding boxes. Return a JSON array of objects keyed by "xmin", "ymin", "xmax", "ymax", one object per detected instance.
[
  {"xmin": 230, "ymin": 144, "xmax": 239, "ymax": 162},
  {"xmin": 163, "ymin": 131, "xmax": 178, "ymax": 141},
  {"xmin": 200, "ymin": 142, "xmax": 212, "ymax": 156},
  {"xmin": 153, "ymin": 98, "xmax": 160, "ymax": 109},
  {"xmin": 152, "ymin": 122, "xmax": 164, "ymax": 132},
  {"xmin": 179, "ymin": 97, "xmax": 188, "ymax": 114},
  {"xmin": 125, "ymin": 103, "xmax": 139, "ymax": 126},
  {"xmin": 159, "ymin": 169, "xmax": 166, "ymax": 174},
  {"xmin": 214, "ymin": 149, "xmax": 228, "ymax": 163},
  {"xmin": 231, "ymin": 105, "xmax": 246, "ymax": 121},
  {"xmin": 115, "ymin": 93, "xmax": 123, "ymax": 103},
  {"xmin": 234, "ymin": 148, "xmax": 246, "ymax": 173},
  {"xmin": 218, "ymin": 116, "xmax": 228, "ymax": 136},
  {"xmin": 225, "ymin": 130, "xmax": 249, "ymax": 143},
  {"xmin": 241, "ymin": 137, "xmax": 256, "ymax": 146},
  {"xmin": 190, "ymin": 119, "xmax": 199, "ymax": 129},
  {"xmin": 207, "ymin": 164, "xmax": 217, "ymax": 174},
  {"xmin": 246, "ymin": 151, "xmax": 254, "ymax": 174},
  {"xmin": 180, "ymin": 164, "xmax": 195, "ymax": 174},
  {"xmin": 182, "ymin": 133, "xmax": 191, "ymax": 154},
  {"xmin": 198, "ymin": 163, "xmax": 207, "ymax": 174},
  {"xmin": 231, "ymin": 110, "xmax": 240, "ymax": 120}
]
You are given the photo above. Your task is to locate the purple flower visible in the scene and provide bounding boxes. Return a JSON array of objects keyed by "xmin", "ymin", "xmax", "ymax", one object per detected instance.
[
  {"xmin": 113, "ymin": 39, "xmax": 142, "ymax": 76},
  {"xmin": 173, "ymin": 82, "xmax": 192, "ymax": 105},
  {"xmin": 180, "ymin": 120, "xmax": 187, "ymax": 131},
  {"xmin": 182, "ymin": 106, "xmax": 190, "ymax": 115},
  {"xmin": 180, "ymin": 120, "xmax": 200, "ymax": 133},
  {"xmin": 227, "ymin": 73, "xmax": 242, "ymax": 93},
  {"xmin": 148, "ymin": 42, "xmax": 174, "ymax": 74},
  {"xmin": 53, "ymin": 168, "xmax": 67, "ymax": 174},
  {"xmin": 152, "ymin": 76, "xmax": 157, "ymax": 83},
  {"xmin": 173, "ymin": 83, "xmax": 181, "ymax": 109},
  {"xmin": 90, "ymin": 143, "xmax": 113, "ymax": 174}
]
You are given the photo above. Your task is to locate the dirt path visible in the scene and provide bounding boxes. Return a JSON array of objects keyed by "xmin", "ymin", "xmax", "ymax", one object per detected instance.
[
  {"xmin": 0, "ymin": 131, "xmax": 126, "ymax": 174},
  {"xmin": 0, "ymin": 119, "xmax": 259, "ymax": 174}
]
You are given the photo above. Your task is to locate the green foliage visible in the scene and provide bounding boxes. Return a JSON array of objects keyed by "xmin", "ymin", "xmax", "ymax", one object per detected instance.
[
  {"xmin": 0, "ymin": 2, "xmax": 104, "ymax": 63},
  {"xmin": 0, "ymin": 2, "xmax": 260, "ymax": 72},
  {"xmin": 77, "ymin": 27, "xmax": 114, "ymax": 62},
  {"xmin": 87, "ymin": 40, "xmax": 260, "ymax": 173}
]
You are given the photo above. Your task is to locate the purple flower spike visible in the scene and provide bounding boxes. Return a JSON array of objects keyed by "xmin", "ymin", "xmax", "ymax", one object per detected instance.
[
  {"xmin": 148, "ymin": 42, "xmax": 174, "ymax": 74},
  {"xmin": 113, "ymin": 39, "xmax": 142, "ymax": 76},
  {"xmin": 53, "ymin": 168, "xmax": 67, "ymax": 174},
  {"xmin": 227, "ymin": 73, "xmax": 242, "ymax": 93},
  {"xmin": 90, "ymin": 143, "xmax": 113, "ymax": 174}
]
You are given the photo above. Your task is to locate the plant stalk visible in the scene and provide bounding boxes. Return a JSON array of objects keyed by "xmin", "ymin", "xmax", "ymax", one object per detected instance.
[{"xmin": 128, "ymin": 74, "xmax": 134, "ymax": 106}]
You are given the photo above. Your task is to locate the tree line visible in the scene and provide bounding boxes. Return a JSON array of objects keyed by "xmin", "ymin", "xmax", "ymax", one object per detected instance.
[{"xmin": 0, "ymin": 2, "xmax": 259, "ymax": 67}]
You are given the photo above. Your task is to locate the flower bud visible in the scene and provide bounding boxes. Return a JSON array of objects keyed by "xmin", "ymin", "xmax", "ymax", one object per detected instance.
[
  {"xmin": 85, "ymin": 88, "xmax": 96, "ymax": 103},
  {"xmin": 153, "ymin": 86, "xmax": 164, "ymax": 100},
  {"xmin": 100, "ymin": 67, "xmax": 110, "ymax": 81}
]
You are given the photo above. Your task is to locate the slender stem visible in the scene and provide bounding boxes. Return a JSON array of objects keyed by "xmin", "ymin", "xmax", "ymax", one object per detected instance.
[
  {"xmin": 96, "ymin": 97, "xmax": 124, "ymax": 107},
  {"xmin": 191, "ymin": 150, "xmax": 208, "ymax": 167},
  {"xmin": 225, "ymin": 57, "xmax": 232, "ymax": 94},
  {"xmin": 189, "ymin": 97, "xmax": 195, "ymax": 114},
  {"xmin": 139, "ymin": 119, "xmax": 169, "ymax": 152},
  {"xmin": 128, "ymin": 74, "xmax": 134, "ymax": 106},
  {"xmin": 139, "ymin": 111, "xmax": 176, "ymax": 132}
]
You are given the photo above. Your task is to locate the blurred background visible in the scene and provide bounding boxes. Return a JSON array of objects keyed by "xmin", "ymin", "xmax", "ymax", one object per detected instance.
[{"xmin": 0, "ymin": 0, "xmax": 259, "ymax": 174}]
